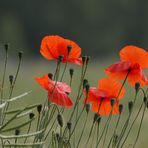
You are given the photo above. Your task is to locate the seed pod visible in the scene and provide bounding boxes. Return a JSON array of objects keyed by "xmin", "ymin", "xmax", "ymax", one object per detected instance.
[
  {"xmin": 67, "ymin": 45, "xmax": 72, "ymax": 54},
  {"xmin": 18, "ymin": 51, "xmax": 23, "ymax": 60},
  {"xmin": 9, "ymin": 75, "xmax": 13, "ymax": 85},
  {"xmin": 128, "ymin": 101, "xmax": 133, "ymax": 113},
  {"xmin": 29, "ymin": 113, "xmax": 35, "ymax": 119},
  {"xmin": 110, "ymin": 99, "xmax": 115, "ymax": 107},
  {"xmin": 135, "ymin": 82, "xmax": 140, "ymax": 93},
  {"xmin": 93, "ymin": 113, "xmax": 100, "ymax": 123},
  {"xmin": 67, "ymin": 122, "xmax": 72, "ymax": 131},
  {"xmin": 69, "ymin": 68, "xmax": 74, "ymax": 78},
  {"xmin": 58, "ymin": 54, "xmax": 64, "ymax": 62},
  {"xmin": 37, "ymin": 105, "xmax": 42, "ymax": 114},
  {"xmin": 15, "ymin": 129, "xmax": 20, "ymax": 135},
  {"xmin": 48, "ymin": 73, "xmax": 53, "ymax": 79},
  {"xmin": 119, "ymin": 104, "xmax": 123, "ymax": 114}
]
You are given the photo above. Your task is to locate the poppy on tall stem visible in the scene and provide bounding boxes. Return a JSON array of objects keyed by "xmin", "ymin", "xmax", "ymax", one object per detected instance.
[
  {"xmin": 105, "ymin": 45, "xmax": 148, "ymax": 86},
  {"xmin": 40, "ymin": 35, "xmax": 82, "ymax": 65},
  {"xmin": 35, "ymin": 75, "xmax": 73, "ymax": 108},
  {"xmin": 83, "ymin": 78, "xmax": 125, "ymax": 115}
]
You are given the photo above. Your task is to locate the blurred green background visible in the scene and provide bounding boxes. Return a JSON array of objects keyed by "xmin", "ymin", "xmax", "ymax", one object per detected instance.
[{"xmin": 0, "ymin": 0, "xmax": 148, "ymax": 147}]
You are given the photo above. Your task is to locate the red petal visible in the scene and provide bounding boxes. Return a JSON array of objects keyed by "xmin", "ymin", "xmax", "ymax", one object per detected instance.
[{"xmin": 120, "ymin": 45, "xmax": 148, "ymax": 68}]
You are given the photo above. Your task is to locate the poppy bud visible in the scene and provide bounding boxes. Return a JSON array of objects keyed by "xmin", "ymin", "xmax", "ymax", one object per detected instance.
[
  {"xmin": 93, "ymin": 113, "xmax": 100, "ymax": 123},
  {"xmin": 18, "ymin": 51, "xmax": 23, "ymax": 60},
  {"xmin": 67, "ymin": 122, "xmax": 72, "ymax": 131},
  {"xmin": 58, "ymin": 54, "xmax": 64, "ymax": 62},
  {"xmin": 37, "ymin": 105, "xmax": 42, "ymax": 114},
  {"xmin": 9, "ymin": 75, "xmax": 13, "ymax": 85},
  {"xmin": 85, "ymin": 104, "xmax": 90, "ymax": 113},
  {"xmin": 56, "ymin": 133, "xmax": 60, "ymax": 141},
  {"xmin": 128, "ymin": 101, "xmax": 133, "ymax": 113},
  {"xmin": 48, "ymin": 73, "xmax": 53, "ymax": 80},
  {"xmin": 69, "ymin": 68, "xmax": 74, "ymax": 78},
  {"xmin": 110, "ymin": 99, "xmax": 115, "ymax": 107},
  {"xmin": 119, "ymin": 104, "xmax": 123, "ymax": 114},
  {"xmin": 82, "ymin": 56, "xmax": 87, "ymax": 64},
  {"xmin": 135, "ymin": 82, "xmax": 140, "ymax": 93},
  {"xmin": 4, "ymin": 43, "xmax": 9, "ymax": 51},
  {"xmin": 29, "ymin": 113, "xmax": 35, "ymax": 119},
  {"xmin": 83, "ymin": 79, "xmax": 88, "ymax": 89},
  {"xmin": 67, "ymin": 45, "xmax": 72, "ymax": 54},
  {"xmin": 15, "ymin": 129, "xmax": 20, "ymax": 135},
  {"xmin": 57, "ymin": 114, "xmax": 63, "ymax": 127},
  {"xmin": 143, "ymin": 96, "xmax": 147, "ymax": 104},
  {"xmin": 85, "ymin": 83, "xmax": 90, "ymax": 94}
]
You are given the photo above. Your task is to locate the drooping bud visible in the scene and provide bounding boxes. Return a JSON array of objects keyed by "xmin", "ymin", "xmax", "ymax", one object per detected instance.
[
  {"xmin": 128, "ymin": 101, "xmax": 133, "ymax": 113},
  {"xmin": 15, "ymin": 129, "xmax": 20, "ymax": 135},
  {"xmin": 135, "ymin": 82, "xmax": 140, "ymax": 93},
  {"xmin": 119, "ymin": 104, "xmax": 123, "ymax": 114},
  {"xmin": 57, "ymin": 114, "xmax": 63, "ymax": 127},
  {"xmin": 67, "ymin": 122, "xmax": 72, "ymax": 131},
  {"xmin": 18, "ymin": 51, "xmax": 23, "ymax": 60},
  {"xmin": 48, "ymin": 73, "xmax": 53, "ymax": 79},
  {"xmin": 37, "ymin": 105, "xmax": 42, "ymax": 114},
  {"xmin": 85, "ymin": 104, "xmax": 90, "ymax": 113},
  {"xmin": 29, "ymin": 113, "xmax": 35, "ymax": 119},
  {"xmin": 9, "ymin": 75, "xmax": 14, "ymax": 85},
  {"xmin": 110, "ymin": 99, "xmax": 115, "ymax": 107}
]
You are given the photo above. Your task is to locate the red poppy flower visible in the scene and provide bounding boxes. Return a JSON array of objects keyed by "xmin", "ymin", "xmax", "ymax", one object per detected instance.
[
  {"xmin": 105, "ymin": 45, "xmax": 148, "ymax": 86},
  {"xmin": 40, "ymin": 35, "xmax": 82, "ymax": 65},
  {"xmin": 84, "ymin": 78, "xmax": 125, "ymax": 115},
  {"xmin": 35, "ymin": 75, "xmax": 73, "ymax": 108}
]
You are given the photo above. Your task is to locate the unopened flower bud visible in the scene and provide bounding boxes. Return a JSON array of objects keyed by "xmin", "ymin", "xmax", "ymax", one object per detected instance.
[
  {"xmin": 57, "ymin": 114, "xmax": 63, "ymax": 127},
  {"xmin": 37, "ymin": 105, "xmax": 42, "ymax": 114},
  {"xmin": 119, "ymin": 104, "xmax": 123, "ymax": 114},
  {"xmin": 67, "ymin": 45, "xmax": 72, "ymax": 54},
  {"xmin": 110, "ymin": 99, "xmax": 115, "ymax": 107},
  {"xmin": 9, "ymin": 75, "xmax": 13, "ymax": 85},
  {"xmin": 67, "ymin": 122, "xmax": 72, "ymax": 131},
  {"xmin": 69, "ymin": 68, "xmax": 74, "ymax": 78},
  {"xmin": 15, "ymin": 129, "xmax": 20, "ymax": 135},
  {"xmin": 18, "ymin": 51, "xmax": 23, "ymax": 60},
  {"xmin": 58, "ymin": 54, "xmax": 64, "ymax": 62},
  {"xmin": 83, "ymin": 79, "xmax": 88, "ymax": 89},
  {"xmin": 4, "ymin": 43, "xmax": 9, "ymax": 51},
  {"xmin": 48, "ymin": 73, "xmax": 53, "ymax": 79},
  {"xmin": 135, "ymin": 82, "xmax": 140, "ymax": 93},
  {"xmin": 85, "ymin": 84, "xmax": 90, "ymax": 94},
  {"xmin": 128, "ymin": 101, "xmax": 133, "ymax": 113},
  {"xmin": 85, "ymin": 104, "xmax": 90, "ymax": 113},
  {"xmin": 29, "ymin": 113, "xmax": 35, "ymax": 119}
]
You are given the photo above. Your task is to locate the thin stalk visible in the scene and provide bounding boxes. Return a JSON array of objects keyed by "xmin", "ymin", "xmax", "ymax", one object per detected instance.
[
  {"xmin": 24, "ymin": 122, "xmax": 32, "ymax": 143},
  {"xmin": 120, "ymin": 102, "xmax": 143, "ymax": 148},
  {"xmin": 76, "ymin": 113, "xmax": 89, "ymax": 147},
  {"xmin": 133, "ymin": 103, "xmax": 147, "ymax": 148},
  {"xmin": 90, "ymin": 123, "xmax": 97, "ymax": 148}
]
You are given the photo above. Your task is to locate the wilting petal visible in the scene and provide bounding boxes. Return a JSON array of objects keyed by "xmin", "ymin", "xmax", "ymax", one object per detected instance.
[
  {"xmin": 120, "ymin": 45, "xmax": 148, "ymax": 68},
  {"xmin": 98, "ymin": 78, "xmax": 125, "ymax": 100}
]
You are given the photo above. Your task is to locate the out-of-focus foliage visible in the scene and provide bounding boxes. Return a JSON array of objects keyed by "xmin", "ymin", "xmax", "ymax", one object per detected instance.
[{"xmin": 0, "ymin": 0, "xmax": 148, "ymax": 58}]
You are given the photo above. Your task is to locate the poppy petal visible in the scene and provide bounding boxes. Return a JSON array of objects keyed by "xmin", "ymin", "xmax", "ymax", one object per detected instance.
[
  {"xmin": 35, "ymin": 75, "xmax": 49, "ymax": 90},
  {"xmin": 98, "ymin": 78, "xmax": 125, "ymax": 100},
  {"xmin": 48, "ymin": 91, "xmax": 73, "ymax": 108},
  {"xmin": 56, "ymin": 81, "xmax": 71, "ymax": 93},
  {"xmin": 120, "ymin": 45, "xmax": 148, "ymax": 68}
]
